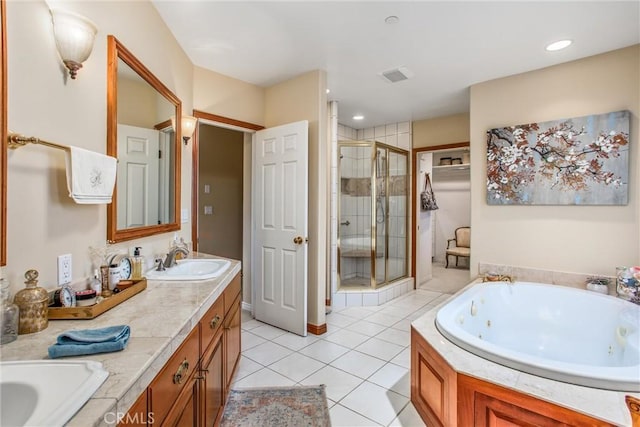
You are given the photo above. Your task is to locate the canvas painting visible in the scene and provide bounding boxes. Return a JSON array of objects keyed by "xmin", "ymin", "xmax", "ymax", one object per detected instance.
[{"xmin": 486, "ymin": 110, "xmax": 630, "ymax": 205}]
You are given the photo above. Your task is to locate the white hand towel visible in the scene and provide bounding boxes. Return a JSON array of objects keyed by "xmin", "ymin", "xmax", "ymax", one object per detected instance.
[{"xmin": 65, "ymin": 146, "xmax": 117, "ymax": 204}]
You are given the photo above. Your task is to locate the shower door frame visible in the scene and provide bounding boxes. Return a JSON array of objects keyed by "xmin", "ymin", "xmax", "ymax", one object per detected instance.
[{"xmin": 337, "ymin": 140, "xmax": 409, "ymax": 290}]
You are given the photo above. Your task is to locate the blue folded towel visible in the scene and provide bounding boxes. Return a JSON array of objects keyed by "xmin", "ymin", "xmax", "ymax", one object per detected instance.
[{"xmin": 48, "ymin": 325, "xmax": 130, "ymax": 359}]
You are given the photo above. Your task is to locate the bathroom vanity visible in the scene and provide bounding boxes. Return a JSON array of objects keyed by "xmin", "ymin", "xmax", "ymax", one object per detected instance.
[
  {"xmin": 0, "ymin": 253, "xmax": 241, "ymax": 427},
  {"xmin": 411, "ymin": 302, "xmax": 638, "ymax": 426}
]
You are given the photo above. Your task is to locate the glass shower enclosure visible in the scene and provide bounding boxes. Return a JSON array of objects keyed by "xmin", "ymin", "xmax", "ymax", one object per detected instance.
[{"xmin": 338, "ymin": 140, "xmax": 409, "ymax": 290}]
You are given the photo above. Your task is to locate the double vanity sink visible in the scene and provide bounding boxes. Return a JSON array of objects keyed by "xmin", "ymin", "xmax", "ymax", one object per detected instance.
[
  {"xmin": 0, "ymin": 360, "xmax": 108, "ymax": 427},
  {"xmin": 0, "ymin": 254, "xmax": 237, "ymax": 427}
]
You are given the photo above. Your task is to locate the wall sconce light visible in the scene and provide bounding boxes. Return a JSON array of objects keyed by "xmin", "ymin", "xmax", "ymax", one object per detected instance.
[
  {"xmin": 50, "ymin": 9, "xmax": 98, "ymax": 80},
  {"xmin": 171, "ymin": 116, "xmax": 198, "ymax": 145}
]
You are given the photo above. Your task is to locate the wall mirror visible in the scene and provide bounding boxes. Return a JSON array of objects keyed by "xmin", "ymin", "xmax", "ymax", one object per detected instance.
[
  {"xmin": 1, "ymin": 0, "xmax": 7, "ymax": 266},
  {"xmin": 107, "ymin": 35, "xmax": 181, "ymax": 242}
]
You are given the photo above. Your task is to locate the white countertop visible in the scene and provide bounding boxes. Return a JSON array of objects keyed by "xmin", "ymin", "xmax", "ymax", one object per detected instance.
[
  {"xmin": 0, "ymin": 253, "xmax": 241, "ymax": 427},
  {"xmin": 411, "ymin": 289, "xmax": 639, "ymax": 427}
]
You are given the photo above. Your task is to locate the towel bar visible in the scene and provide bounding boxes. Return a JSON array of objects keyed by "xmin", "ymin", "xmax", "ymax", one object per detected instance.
[{"xmin": 7, "ymin": 132, "xmax": 70, "ymax": 151}]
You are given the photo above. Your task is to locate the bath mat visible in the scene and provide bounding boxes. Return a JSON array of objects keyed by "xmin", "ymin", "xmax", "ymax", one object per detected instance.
[{"xmin": 220, "ymin": 385, "xmax": 331, "ymax": 427}]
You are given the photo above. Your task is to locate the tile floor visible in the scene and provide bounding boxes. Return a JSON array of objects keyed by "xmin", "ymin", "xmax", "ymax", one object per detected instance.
[{"xmin": 233, "ymin": 288, "xmax": 456, "ymax": 426}]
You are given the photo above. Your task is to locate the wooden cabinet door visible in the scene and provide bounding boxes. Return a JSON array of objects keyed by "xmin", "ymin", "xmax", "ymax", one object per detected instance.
[
  {"xmin": 118, "ymin": 391, "xmax": 149, "ymax": 426},
  {"xmin": 458, "ymin": 374, "xmax": 615, "ymax": 427},
  {"xmin": 161, "ymin": 372, "xmax": 199, "ymax": 427},
  {"xmin": 411, "ymin": 328, "xmax": 457, "ymax": 427},
  {"xmin": 202, "ymin": 331, "xmax": 225, "ymax": 427},
  {"xmin": 224, "ymin": 295, "xmax": 241, "ymax": 388}
]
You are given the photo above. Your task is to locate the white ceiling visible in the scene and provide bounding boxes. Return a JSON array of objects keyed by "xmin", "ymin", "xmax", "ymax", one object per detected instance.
[{"xmin": 151, "ymin": 1, "xmax": 640, "ymax": 128}]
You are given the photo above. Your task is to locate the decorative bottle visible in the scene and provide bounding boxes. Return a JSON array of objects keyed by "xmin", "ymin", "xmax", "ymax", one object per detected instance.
[
  {"xmin": 13, "ymin": 270, "xmax": 49, "ymax": 334},
  {"xmin": 100, "ymin": 265, "xmax": 112, "ymax": 297},
  {"xmin": 0, "ymin": 278, "xmax": 19, "ymax": 344},
  {"xmin": 91, "ymin": 269, "xmax": 102, "ymax": 296}
]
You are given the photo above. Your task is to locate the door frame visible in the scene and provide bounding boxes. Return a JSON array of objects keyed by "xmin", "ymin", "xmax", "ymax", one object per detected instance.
[
  {"xmin": 411, "ymin": 142, "xmax": 469, "ymax": 281},
  {"xmin": 190, "ymin": 110, "xmax": 264, "ymax": 252}
]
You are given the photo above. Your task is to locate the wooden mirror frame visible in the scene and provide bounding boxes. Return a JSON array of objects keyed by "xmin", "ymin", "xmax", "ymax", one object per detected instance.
[
  {"xmin": 107, "ymin": 35, "xmax": 181, "ymax": 243},
  {"xmin": 1, "ymin": 0, "xmax": 7, "ymax": 266}
]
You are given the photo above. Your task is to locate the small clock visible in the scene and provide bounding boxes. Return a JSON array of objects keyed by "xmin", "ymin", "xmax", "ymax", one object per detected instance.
[
  {"xmin": 54, "ymin": 285, "xmax": 76, "ymax": 307},
  {"xmin": 117, "ymin": 256, "xmax": 132, "ymax": 281},
  {"xmin": 109, "ymin": 254, "xmax": 132, "ymax": 281}
]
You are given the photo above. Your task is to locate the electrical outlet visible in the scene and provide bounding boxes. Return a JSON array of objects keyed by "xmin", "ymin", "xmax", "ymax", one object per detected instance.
[{"xmin": 57, "ymin": 254, "xmax": 72, "ymax": 286}]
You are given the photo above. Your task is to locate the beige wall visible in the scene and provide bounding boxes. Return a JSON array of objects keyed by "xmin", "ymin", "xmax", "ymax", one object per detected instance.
[
  {"xmin": 117, "ymin": 76, "xmax": 159, "ymax": 129},
  {"xmin": 412, "ymin": 113, "xmax": 470, "ymax": 148},
  {"xmin": 265, "ymin": 70, "xmax": 328, "ymax": 328},
  {"xmin": 193, "ymin": 66, "xmax": 265, "ymax": 126},
  {"xmin": 198, "ymin": 125, "xmax": 243, "ymax": 260},
  {"xmin": 470, "ymin": 45, "xmax": 639, "ymax": 277},
  {"xmin": 5, "ymin": 0, "xmax": 194, "ymax": 295},
  {"xmin": 4, "ymin": 0, "xmax": 277, "ymax": 297}
]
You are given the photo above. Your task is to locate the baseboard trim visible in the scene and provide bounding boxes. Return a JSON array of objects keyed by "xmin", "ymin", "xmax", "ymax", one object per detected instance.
[
  {"xmin": 241, "ymin": 302, "xmax": 252, "ymax": 312},
  {"xmin": 307, "ymin": 323, "xmax": 327, "ymax": 335}
]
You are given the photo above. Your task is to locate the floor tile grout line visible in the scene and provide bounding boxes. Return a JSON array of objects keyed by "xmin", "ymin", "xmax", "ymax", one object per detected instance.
[{"xmin": 234, "ymin": 264, "xmax": 467, "ymax": 426}]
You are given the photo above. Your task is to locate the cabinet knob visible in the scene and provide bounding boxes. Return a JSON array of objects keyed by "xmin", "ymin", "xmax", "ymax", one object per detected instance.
[
  {"xmin": 173, "ymin": 358, "xmax": 190, "ymax": 385},
  {"xmin": 210, "ymin": 315, "xmax": 221, "ymax": 329}
]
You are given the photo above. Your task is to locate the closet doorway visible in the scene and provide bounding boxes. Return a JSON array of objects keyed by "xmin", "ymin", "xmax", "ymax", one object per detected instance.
[
  {"xmin": 196, "ymin": 123, "xmax": 244, "ymax": 259},
  {"xmin": 191, "ymin": 111, "xmax": 261, "ymax": 273},
  {"xmin": 412, "ymin": 142, "xmax": 471, "ymax": 294}
]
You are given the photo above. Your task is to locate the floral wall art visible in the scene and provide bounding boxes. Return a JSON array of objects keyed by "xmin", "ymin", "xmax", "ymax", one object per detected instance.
[{"xmin": 486, "ymin": 110, "xmax": 630, "ymax": 205}]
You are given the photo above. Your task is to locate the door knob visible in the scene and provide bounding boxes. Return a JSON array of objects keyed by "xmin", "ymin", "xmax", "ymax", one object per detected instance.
[{"xmin": 293, "ymin": 236, "xmax": 303, "ymax": 245}]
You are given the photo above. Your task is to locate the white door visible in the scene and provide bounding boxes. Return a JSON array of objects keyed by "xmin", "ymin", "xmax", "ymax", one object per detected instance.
[
  {"xmin": 252, "ymin": 121, "xmax": 308, "ymax": 336},
  {"xmin": 117, "ymin": 124, "xmax": 160, "ymax": 228}
]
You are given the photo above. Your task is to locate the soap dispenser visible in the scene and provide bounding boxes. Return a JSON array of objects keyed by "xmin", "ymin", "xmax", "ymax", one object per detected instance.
[
  {"xmin": 131, "ymin": 247, "xmax": 144, "ymax": 280},
  {"xmin": 13, "ymin": 270, "xmax": 49, "ymax": 334}
]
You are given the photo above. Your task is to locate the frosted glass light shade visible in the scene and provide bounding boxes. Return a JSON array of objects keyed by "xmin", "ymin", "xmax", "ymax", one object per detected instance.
[
  {"xmin": 171, "ymin": 116, "xmax": 198, "ymax": 145},
  {"xmin": 51, "ymin": 9, "xmax": 98, "ymax": 79},
  {"xmin": 181, "ymin": 116, "xmax": 197, "ymax": 140}
]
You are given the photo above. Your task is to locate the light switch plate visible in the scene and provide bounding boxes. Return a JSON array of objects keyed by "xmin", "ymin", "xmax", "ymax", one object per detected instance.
[{"xmin": 181, "ymin": 208, "xmax": 189, "ymax": 223}]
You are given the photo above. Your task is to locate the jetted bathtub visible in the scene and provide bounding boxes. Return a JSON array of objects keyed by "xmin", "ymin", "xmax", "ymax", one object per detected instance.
[{"xmin": 435, "ymin": 281, "xmax": 640, "ymax": 391}]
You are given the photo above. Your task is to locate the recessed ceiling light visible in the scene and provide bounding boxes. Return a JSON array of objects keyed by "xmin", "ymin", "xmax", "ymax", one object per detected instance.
[
  {"xmin": 353, "ymin": 115, "xmax": 364, "ymax": 121},
  {"xmin": 385, "ymin": 15, "xmax": 399, "ymax": 25},
  {"xmin": 326, "ymin": 89, "xmax": 330, "ymax": 94},
  {"xmin": 545, "ymin": 40, "xmax": 572, "ymax": 51}
]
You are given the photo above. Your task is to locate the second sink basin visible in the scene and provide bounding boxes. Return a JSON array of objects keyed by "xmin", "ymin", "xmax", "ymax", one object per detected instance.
[
  {"xmin": 0, "ymin": 360, "xmax": 108, "ymax": 427},
  {"xmin": 146, "ymin": 258, "xmax": 231, "ymax": 281}
]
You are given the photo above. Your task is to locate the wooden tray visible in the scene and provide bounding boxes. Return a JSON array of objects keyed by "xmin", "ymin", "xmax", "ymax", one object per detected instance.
[{"xmin": 48, "ymin": 278, "xmax": 147, "ymax": 320}]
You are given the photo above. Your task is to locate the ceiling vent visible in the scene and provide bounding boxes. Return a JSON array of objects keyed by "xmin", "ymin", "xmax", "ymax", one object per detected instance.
[{"xmin": 380, "ymin": 66, "xmax": 413, "ymax": 83}]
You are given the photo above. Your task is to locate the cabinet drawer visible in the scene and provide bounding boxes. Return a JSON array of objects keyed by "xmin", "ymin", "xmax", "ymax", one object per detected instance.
[
  {"xmin": 200, "ymin": 295, "xmax": 224, "ymax": 353},
  {"xmin": 223, "ymin": 273, "xmax": 241, "ymax": 315},
  {"xmin": 149, "ymin": 325, "xmax": 200, "ymax": 425}
]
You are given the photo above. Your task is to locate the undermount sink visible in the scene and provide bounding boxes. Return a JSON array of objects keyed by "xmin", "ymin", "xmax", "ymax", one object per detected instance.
[
  {"xmin": 146, "ymin": 258, "xmax": 231, "ymax": 281},
  {"xmin": 0, "ymin": 360, "xmax": 108, "ymax": 427}
]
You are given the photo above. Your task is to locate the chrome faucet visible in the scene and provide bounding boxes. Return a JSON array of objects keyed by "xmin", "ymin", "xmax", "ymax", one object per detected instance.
[{"xmin": 163, "ymin": 247, "xmax": 189, "ymax": 268}]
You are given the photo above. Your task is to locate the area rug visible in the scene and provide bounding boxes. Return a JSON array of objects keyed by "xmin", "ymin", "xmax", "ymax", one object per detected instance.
[{"xmin": 220, "ymin": 385, "xmax": 331, "ymax": 427}]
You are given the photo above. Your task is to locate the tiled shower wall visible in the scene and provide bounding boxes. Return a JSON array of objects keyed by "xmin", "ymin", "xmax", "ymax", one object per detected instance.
[{"xmin": 338, "ymin": 122, "xmax": 412, "ymax": 152}]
